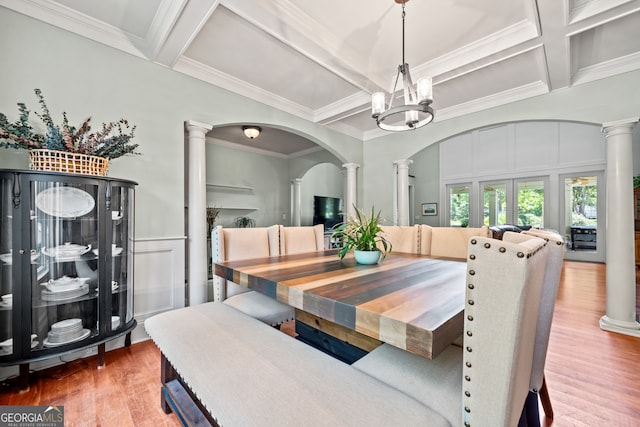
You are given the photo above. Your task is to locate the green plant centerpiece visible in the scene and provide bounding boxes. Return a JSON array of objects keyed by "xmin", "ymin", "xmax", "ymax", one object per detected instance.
[
  {"xmin": 233, "ymin": 216, "xmax": 255, "ymax": 228},
  {"xmin": 0, "ymin": 89, "xmax": 139, "ymax": 174},
  {"xmin": 331, "ymin": 206, "xmax": 392, "ymax": 264}
]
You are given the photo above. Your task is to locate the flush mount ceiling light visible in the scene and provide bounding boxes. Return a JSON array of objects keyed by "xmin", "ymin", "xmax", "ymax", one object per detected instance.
[
  {"xmin": 242, "ymin": 126, "xmax": 261, "ymax": 139},
  {"xmin": 371, "ymin": 0, "xmax": 434, "ymax": 132}
]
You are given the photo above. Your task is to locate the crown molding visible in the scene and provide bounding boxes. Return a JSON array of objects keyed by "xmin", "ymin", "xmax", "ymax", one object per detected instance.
[
  {"xmin": 571, "ymin": 51, "xmax": 640, "ymax": 85},
  {"xmin": 435, "ymin": 81, "xmax": 550, "ymax": 122},
  {"xmin": 569, "ymin": 0, "xmax": 634, "ymax": 24},
  {"xmin": 207, "ymin": 136, "xmax": 323, "ymax": 159},
  {"xmin": 174, "ymin": 56, "xmax": 315, "ymax": 122},
  {"xmin": 0, "ymin": 0, "xmax": 148, "ymax": 58},
  {"xmin": 314, "ymin": 91, "xmax": 371, "ymax": 124},
  {"xmin": 407, "ymin": 19, "xmax": 539, "ymax": 85}
]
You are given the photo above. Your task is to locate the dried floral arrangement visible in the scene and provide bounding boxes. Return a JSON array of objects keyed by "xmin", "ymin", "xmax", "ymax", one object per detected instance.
[
  {"xmin": 0, "ymin": 89, "xmax": 139, "ymax": 160},
  {"xmin": 207, "ymin": 207, "xmax": 221, "ymax": 234}
]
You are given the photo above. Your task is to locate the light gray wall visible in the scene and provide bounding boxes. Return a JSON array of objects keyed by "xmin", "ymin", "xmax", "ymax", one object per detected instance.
[
  {"xmin": 410, "ymin": 144, "xmax": 440, "ymax": 227},
  {"xmin": 205, "ymin": 143, "xmax": 289, "ymax": 227},
  {"xmin": 0, "ymin": 8, "xmax": 362, "ymax": 240}
]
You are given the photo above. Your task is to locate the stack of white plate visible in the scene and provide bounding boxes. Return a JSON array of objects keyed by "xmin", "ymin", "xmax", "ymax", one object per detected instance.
[
  {"xmin": 0, "ymin": 335, "xmax": 38, "ymax": 355},
  {"xmin": 43, "ymin": 318, "xmax": 90, "ymax": 347}
]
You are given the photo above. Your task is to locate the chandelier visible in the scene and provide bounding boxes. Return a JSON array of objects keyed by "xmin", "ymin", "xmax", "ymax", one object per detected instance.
[{"xmin": 371, "ymin": 0, "xmax": 434, "ymax": 132}]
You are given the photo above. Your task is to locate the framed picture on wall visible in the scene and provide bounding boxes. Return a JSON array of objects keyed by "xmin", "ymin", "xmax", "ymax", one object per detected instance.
[{"xmin": 421, "ymin": 203, "xmax": 438, "ymax": 216}]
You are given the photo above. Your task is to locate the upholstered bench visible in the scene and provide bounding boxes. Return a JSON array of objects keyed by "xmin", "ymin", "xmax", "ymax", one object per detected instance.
[{"xmin": 145, "ymin": 302, "xmax": 450, "ymax": 427}]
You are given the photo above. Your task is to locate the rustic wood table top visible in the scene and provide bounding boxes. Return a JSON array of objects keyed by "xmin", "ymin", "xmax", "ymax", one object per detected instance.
[{"xmin": 214, "ymin": 250, "xmax": 467, "ymax": 359}]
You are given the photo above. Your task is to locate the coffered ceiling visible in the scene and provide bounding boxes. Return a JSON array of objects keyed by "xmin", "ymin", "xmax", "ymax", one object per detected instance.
[{"xmin": 3, "ymin": 0, "xmax": 640, "ymax": 153}]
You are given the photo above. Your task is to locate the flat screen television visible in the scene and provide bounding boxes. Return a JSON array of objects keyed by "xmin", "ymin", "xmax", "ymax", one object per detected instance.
[{"xmin": 313, "ymin": 196, "xmax": 341, "ymax": 230}]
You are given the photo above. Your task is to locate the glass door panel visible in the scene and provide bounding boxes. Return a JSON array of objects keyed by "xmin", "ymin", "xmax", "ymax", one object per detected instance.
[
  {"xmin": 448, "ymin": 184, "xmax": 470, "ymax": 227},
  {"xmin": 516, "ymin": 179, "xmax": 545, "ymax": 228},
  {"xmin": 482, "ymin": 182, "xmax": 509, "ymax": 226},
  {"xmin": 30, "ymin": 180, "xmax": 100, "ymax": 353},
  {"xmin": 0, "ymin": 176, "xmax": 14, "ymax": 357},
  {"xmin": 563, "ymin": 176, "xmax": 598, "ymax": 251}
]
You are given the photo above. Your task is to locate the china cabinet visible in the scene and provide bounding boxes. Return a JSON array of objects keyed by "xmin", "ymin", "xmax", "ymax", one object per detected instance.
[{"xmin": 0, "ymin": 169, "xmax": 136, "ymax": 388}]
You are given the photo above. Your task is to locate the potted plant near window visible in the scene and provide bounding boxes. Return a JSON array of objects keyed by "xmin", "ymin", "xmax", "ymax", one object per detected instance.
[
  {"xmin": 0, "ymin": 89, "xmax": 139, "ymax": 176},
  {"xmin": 331, "ymin": 206, "xmax": 392, "ymax": 264}
]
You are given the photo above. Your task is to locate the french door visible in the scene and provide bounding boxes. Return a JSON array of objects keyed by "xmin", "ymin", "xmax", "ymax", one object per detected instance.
[
  {"xmin": 481, "ymin": 177, "xmax": 546, "ymax": 228},
  {"xmin": 560, "ymin": 172, "xmax": 603, "ymax": 259}
]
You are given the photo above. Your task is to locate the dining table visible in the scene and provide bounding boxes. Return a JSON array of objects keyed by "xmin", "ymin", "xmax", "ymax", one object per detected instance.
[{"xmin": 213, "ymin": 250, "xmax": 468, "ymax": 360}]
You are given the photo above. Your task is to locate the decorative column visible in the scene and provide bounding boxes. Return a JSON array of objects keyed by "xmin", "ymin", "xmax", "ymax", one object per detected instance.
[
  {"xmin": 394, "ymin": 159, "xmax": 413, "ymax": 226},
  {"xmin": 600, "ymin": 118, "xmax": 640, "ymax": 337},
  {"xmin": 342, "ymin": 163, "xmax": 359, "ymax": 220},
  {"xmin": 292, "ymin": 178, "xmax": 302, "ymax": 226},
  {"xmin": 186, "ymin": 120, "xmax": 212, "ymax": 306}
]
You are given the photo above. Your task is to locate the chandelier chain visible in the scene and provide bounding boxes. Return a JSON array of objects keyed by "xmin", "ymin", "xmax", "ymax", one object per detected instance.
[{"xmin": 401, "ymin": 2, "xmax": 406, "ymax": 65}]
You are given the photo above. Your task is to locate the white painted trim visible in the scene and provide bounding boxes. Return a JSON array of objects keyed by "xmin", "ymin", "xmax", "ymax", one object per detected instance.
[
  {"xmin": 174, "ymin": 56, "xmax": 315, "ymax": 122},
  {"xmin": 0, "ymin": 0, "xmax": 148, "ymax": 58},
  {"xmin": 571, "ymin": 51, "xmax": 640, "ymax": 85},
  {"xmin": 436, "ymin": 81, "xmax": 550, "ymax": 122},
  {"xmin": 207, "ymin": 137, "xmax": 324, "ymax": 159}
]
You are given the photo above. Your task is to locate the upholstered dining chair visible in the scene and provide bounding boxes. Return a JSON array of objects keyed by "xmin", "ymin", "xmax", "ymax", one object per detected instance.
[
  {"xmin": 279, "ymin": 224, "xmax": 325, "ymax": 255},
  {"xmin": 211, "ymin": 225, "xmax": 295, "ymax": 327},
  {"xmin": 353, "ymin": 233, "xmax": 549, "ymax": 427},
  {"xmin": 420, "ymin": 225, "xmax": 492, "ymax": 258},
  {"xmin": 506, "ymin": 229, "xmax": 565, "ymax": 423},
  {"xmin": 378, "ymin": 225, "xmax": 421, "ymax": 254}
]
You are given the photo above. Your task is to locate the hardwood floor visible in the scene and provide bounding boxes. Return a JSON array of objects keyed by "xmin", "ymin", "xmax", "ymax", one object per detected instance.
[{"xmin": 0, "ymin": 261, "xmax": 638, "ymax": 426}]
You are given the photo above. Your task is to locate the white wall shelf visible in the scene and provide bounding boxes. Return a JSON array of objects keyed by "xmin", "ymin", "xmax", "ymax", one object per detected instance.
[
  {"xmin": 213, "ymin": 207, "xmax": 259, "ymax": 211},
  {"xmin": 206, "ymin": 184, "xmax": 254, "ymax": 191}
]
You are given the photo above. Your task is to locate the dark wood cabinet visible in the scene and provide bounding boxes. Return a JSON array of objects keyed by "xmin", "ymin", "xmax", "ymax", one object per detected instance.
[{"xmin": 0, "ymin": 170, "xmax": 136, "ymax": 387}]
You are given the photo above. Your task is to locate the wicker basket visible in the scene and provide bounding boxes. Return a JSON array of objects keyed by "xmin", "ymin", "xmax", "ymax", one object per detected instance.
[{"xmin": 29, "ymin": 149, "xmax": 109, "ymax": 176}]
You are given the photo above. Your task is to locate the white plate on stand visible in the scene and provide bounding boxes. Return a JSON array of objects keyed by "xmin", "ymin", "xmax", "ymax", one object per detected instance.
[{"xmin": 35, "ymin": 187, "xmax": 95, "ymax": 218}]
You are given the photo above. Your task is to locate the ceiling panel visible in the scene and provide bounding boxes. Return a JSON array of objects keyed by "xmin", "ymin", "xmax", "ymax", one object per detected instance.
[
  {"xmin": 3, "ymin": 0, "xmax": 640, "ymax": 148},
  {"xmin": 571, "ymin": 12, "xmax": 640, "ymax": 69},
  {"xmin": 184, "ymin": 5, "xmax": 362, "ymax": 110}
]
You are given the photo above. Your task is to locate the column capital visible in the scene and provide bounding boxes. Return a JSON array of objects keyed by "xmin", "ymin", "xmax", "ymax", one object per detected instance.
[
  {"xmin": 185, "ymin": 120, "xmax": 213, "ymax": 134},
  {"xmin": 602, "ymin": 117, "xmax": 638, "ymax": 136},
  {"xmin": 291, "ymin": 178, "xmax": 303, "ymax": 184},
  {"xmin": 394, "ymin": 159, "xmax": 413, "ymax": 168},
  {"xmin": 342, "ymin": 163, "xmax": 360, "ymax": 170}
]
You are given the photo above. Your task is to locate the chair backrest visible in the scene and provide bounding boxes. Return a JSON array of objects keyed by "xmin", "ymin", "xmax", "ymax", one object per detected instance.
[
  {"xmin": 211, "ymin": 225, "xmax": 280, "ymax": 300},
  {"xmin": 512, "ymin": 229, "xmax": 565, "ymax": 391},
  {"xmin": 424, "ymin": 225, "xmax": 491, "ymax": 258},
  {"xmin": 378, "ymin": 225, "xmax": 421, "ymax": 254},
  {"xmin": 463, "ymin": 234, "xmax": 548, "ymax": 427},
  {"xmin": 279, "ymin": 224, "xmax": 324, "ymax": 255}
]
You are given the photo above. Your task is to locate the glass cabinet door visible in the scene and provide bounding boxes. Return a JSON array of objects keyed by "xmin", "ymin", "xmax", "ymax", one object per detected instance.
[
  {"xmin": 0, "ymin": 176, "xmax": 14, "ymax": 358},
  {"xmin": 30, "ymin": 179, "xmax": 100, "ymax": 353},
  {"xmin": 106, "ymin": 183, "xmax": 134, "ymax": 333}
]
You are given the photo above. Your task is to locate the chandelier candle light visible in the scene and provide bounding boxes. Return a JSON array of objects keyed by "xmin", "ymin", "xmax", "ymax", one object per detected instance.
[{"xmin": 372, "ymin": 0, "xmax": 434, "ymax": 131}]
